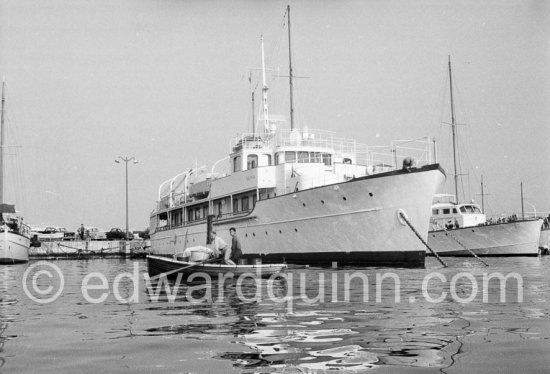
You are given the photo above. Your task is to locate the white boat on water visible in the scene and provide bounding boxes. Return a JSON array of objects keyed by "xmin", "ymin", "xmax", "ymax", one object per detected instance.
[
  {"xmin": 0, "ymin": 82, "xmax": 30, "ymax": 264},
  {"xmin": 149, "ymin": 7, "xmax": 446, "ymax": 267},
  {"xmin": 0, "ymin": 206, "xmax": 30, "ymax": 264},
  {"xmin": 428, "ymin": 195, "xmax": 541, "ymax": 256},
  {"xmin": 426, "ymin": 58, "xmax": 541, "ymax": 256}
]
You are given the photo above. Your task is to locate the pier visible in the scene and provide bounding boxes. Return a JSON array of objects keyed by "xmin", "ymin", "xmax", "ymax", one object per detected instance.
[{"xmin": 29, "ymin": 240, "xmax": 151, "ymax": 259}]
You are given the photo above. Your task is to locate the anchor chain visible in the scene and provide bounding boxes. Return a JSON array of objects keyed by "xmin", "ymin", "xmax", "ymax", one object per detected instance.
[
  {"xmin": 444, "ymin": 229, "xmax": 489, "ymax": 267},
  {"xmin": 398, "ymin": 211, "xmax": 447, "ymax": 267}
]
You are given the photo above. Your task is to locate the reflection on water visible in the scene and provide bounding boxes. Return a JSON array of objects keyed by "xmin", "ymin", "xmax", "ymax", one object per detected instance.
[
  {"xmin": 0, "ymin": 257, "xmax": 549, "ymax": 373},
  {"xmin": 0, "ymin": 264, "xmax": 25, "ymax": 371}
]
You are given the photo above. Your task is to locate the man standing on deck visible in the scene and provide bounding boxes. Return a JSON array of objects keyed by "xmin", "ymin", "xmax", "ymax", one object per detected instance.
[
  {"xmin": 78, "ymin": 224, "xmax": 85, "ymax": 240},
  {"xmin": 229, "ymin": 227, "xmax": 242, "ymax": 264}
]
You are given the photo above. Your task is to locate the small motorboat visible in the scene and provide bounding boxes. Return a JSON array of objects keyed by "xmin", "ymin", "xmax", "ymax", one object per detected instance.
[{"xmin": 147, "ymin": 254, "xmax": 287, "ymax": 281}]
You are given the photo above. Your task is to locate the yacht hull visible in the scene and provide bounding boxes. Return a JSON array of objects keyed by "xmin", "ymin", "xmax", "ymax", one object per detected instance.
[
  {"xmin": 427, "ymin": 219, "xmax": 542, "ymax": 256},
  {"xmin": 151, "ymin": 164, "xmax": 445, "ymax": 267},
  {"xmin": 0, "ymin": 230, "xmax": 30, "ymax": 264}
]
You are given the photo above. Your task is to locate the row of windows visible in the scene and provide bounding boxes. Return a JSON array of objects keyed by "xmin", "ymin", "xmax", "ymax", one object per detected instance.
[
  {"xmin": 433, "ymin": 208, "xmax": 458, "ymax": 215},
  {"xmin": 232, "ymin": 151, "xmax": 334, "ymax": 172},
  {"xmin": 275, "ymin": 151, "xmax": 332, "ymax": 166},
  {"xmin": 432, "ymin": 205, "xmax": 482, "ymax": 216}
]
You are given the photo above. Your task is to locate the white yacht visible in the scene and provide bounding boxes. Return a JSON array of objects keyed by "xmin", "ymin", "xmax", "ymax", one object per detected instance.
[
  {"xmin": 426, "ymin": 58, "xmax": 541, "ymax": 256},
  {"xmin": 428, "ymin": 195, "xmax": 541, "ymax": 256},
  {"xmin": 0, "ymin": 81, "xmax": 30, "ymax": 264},
  {"xmin": 148, "ymin": 7, "xmax": 446, "ymax": 267}
]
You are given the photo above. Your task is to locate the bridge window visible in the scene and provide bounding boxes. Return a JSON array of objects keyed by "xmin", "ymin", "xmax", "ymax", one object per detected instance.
[
  {"xmin": 311, "ymin": 152, "xmax": 322, "ymax": 163},
  {"xmin": 247, "ymin": 154, "xmax": 258, "ymax": 169},
  {"xmin": 322, "ymin": 153, "xmax": 332, "ymax": 166},
  {"xmin": 343, "ymin": 158, "xmax": 352, "ymax": 164},
  {"xmin": 285, "ymin": 151, "xmax": 296, "ymax": 163},
  {"xmin": 233, "ymin": 156, "xmax": 242, "ymax": 172},
  {"xmin": 443, "ymin": 209, "xmax": 450, "ymax": 214}
]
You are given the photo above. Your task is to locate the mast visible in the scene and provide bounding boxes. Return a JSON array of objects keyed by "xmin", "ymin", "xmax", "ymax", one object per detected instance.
[
  {"xmin": 448, "ymin": 56, "xmax": 459, "ymax": 203},
  {"xmin": 520, "ymin": 182, "xmax": 524, "ymax": 219},
  {"xmin": 286, "ymin": 5, "xmax": 295, "ymax": 130},
  {"xmin": 475, "ymin": 174, "xmax": 490, "ymax": 214},
  {"xmin": 0, "ymin": 80, "xmax": 5, "ymax": 204},
  {"xmin": 260, "ymin": 35, "xmax": 270, "ymax": 134},
  {"xmin": 251, "ymin": 89, "xmax": 255, "ymax": 135}
]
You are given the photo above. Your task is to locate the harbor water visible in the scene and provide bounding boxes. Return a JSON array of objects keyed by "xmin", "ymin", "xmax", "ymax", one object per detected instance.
[{"xmin": 1, "ymin": 256, "xmax": 549, "ymax": 373}]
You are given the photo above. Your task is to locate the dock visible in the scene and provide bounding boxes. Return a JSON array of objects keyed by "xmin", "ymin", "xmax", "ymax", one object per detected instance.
[{"xmin": 29, "ymin": 240, "xmax": 151, "ymax": 259}]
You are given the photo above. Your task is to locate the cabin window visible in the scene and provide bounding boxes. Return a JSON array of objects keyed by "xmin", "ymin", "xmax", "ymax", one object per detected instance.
[
  {"xmin": 202, "ymin": 205, "xmax": 208, "ymax": 218},
  {"xmin": 322, "ymin": 153, "xmax": 332, "ymax": 166},
  {"xmin": 233, "ymin": 199, "xmax": 239, "ymax": 212},
  {"xmin": 298, "ymin": 151, "xmax": 309, "ymax": 163},
  {"xmin": 187, "ymin": 209, "xmax": 193, "ymax": 222},
  {"xmin": 275, "ymin": 153, "xmax": 280, "ymax": 165},
  {"xmin": 252, "ymin": 194, "xmax": 257, "ymax": 208},
  {"xmin": 265, "ymin": 154, "xmax": 272, "ymax": 166},
  {"xmin": 432, "ymin": 209, "xmax": 439, "ymax": 215},
  {"xmin": 247, "ymin": 154, "xmax": 258, "ymax": 169},
  {"xmin": 453, "ymin": 208, "xmax": 458, "ymax": 214},
  {"xmin": 443, "ymin": 209, "xmax": 450, "ymax": 214},
  {"xmin": 285, "ymin": 151, "xmax": 296, "ymax": 163},
  {"xmin": 242, "ymin": 196, "xmax": 249, "ymax": 211},
  {"xmin": 216, "ymin": 202, "xmax": 222, "ymax": 217},
  {"xmin": 171, "ymin": 208, "xmax": 183, "ymax": 226},
  {"xmin": 233, "ymin": 156, "xmax": 242, "ymax": 172},
  {"xmin": 474, "ymin": 206, "xmax": 481, "ymax": 213},
  {"xmin": 195, "ymin": 208, "xmax": 200, "ymax": 220},
  {"xmin": 311, "ymin": 152, "xmax": 322, "ymax": 163},
  {"xmin": 343, "ymin": 158, "xmax": 352, "ymax": 164}
]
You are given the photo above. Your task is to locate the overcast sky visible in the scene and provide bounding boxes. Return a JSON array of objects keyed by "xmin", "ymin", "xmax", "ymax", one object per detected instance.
[{"xmin": 0, "ymin": 0, "xmax": 548, "ymax": 230}]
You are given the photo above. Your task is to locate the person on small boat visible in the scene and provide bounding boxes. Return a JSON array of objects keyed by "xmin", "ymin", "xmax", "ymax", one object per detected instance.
[
  {"xmin": 209, "ymin": 231, "xmax": 235, "ymax": 265},
  {"xmin": 229, "ymin": 227, "xmax": 242, "ymax": 263}
]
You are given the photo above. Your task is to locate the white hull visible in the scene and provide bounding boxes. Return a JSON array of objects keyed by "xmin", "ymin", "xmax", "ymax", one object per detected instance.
[
  {"xmin": 427, "ymin": 219, "xmax": 542, "ymax": 256},
  {"xmin": 151, "ymin": 164, "xmax": 445, "ymax": 266},
  {"xmin": 0, "ymin": 230, "xmax": 30, "ymax": 264}
]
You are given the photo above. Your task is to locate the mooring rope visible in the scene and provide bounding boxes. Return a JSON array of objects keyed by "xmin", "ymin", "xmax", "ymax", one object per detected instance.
[
  {"xmin": 444, "ymin": 229, "xmax": 489, "ymax": 267},
  {"xmin": 399, "ymin": 211, "xmax": 447, "ymax": 267}
]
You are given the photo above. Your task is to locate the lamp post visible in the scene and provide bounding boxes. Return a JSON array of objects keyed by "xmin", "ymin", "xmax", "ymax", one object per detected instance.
[{"xmin": 115, "ymin": 156, "xmax": 138, "ymax": 240}]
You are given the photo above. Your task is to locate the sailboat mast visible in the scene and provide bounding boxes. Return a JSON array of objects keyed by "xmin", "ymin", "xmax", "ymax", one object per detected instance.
[
  {"xmin": 287, "ymin": 5, "xmax": 295, "ymax": 130},
  {"xmin": 0, "ymin": 80, "xmax": 5, "ymax": 204},
  {"xmin": 260, "ymin": 35, "xmax": 270, "ymax": 135},
  {"xmin": 448, "ymin": 56, "xmax": 459, "ymax": 203},
  {"xmin": 480, "ymin": 175, "xmax": 484, "ymax": 213}
]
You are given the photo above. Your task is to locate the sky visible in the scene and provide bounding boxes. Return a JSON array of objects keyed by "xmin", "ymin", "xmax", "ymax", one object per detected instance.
[{"xmin": 0, "ymin": 0, "xmax": 548, "ymax": 230}]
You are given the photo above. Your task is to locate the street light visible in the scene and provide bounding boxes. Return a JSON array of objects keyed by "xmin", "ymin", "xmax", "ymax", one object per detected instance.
[{"xmin": 115, "ymin": 156, "xmax": 138, "ymax": 240}]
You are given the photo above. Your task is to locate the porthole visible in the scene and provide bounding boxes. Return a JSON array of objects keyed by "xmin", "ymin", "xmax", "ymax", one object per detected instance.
[
  {"xmin": 302, "ymin": 203, "xmax": 306, "ymax": 207},
  {"xmin": 245, "ymin": 233, "xmax": 248, "ymax": 238},
  {"xmin": 342, "ymin": 196, "xmax": 347, "ymax": 201},
  {"xmin": 294, "ymin": 228, "xmax": 298, "ymax": 232},
  {"xmin": 369, "ymin": 192, "xmax": 373, "ymax": 197},
  {"xmin": 265, "ymin": 231, "xmax": 268, "ymax": 235},
  {"xmin": 321, "ymin": 200, "xmax": 325, "ymax": 204},
  {"xmin": 279, "ymin": 230, "xmax": 282, "ymax": 234},
  {"xmin": 253, "ymin": 233, "xmax": 256, "ymax": 237}
]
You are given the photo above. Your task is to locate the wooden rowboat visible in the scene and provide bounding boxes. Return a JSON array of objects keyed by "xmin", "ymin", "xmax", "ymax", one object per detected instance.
[{"xmin": 147, "ymin": 254, "xmax": 287, "ymax": 280}]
